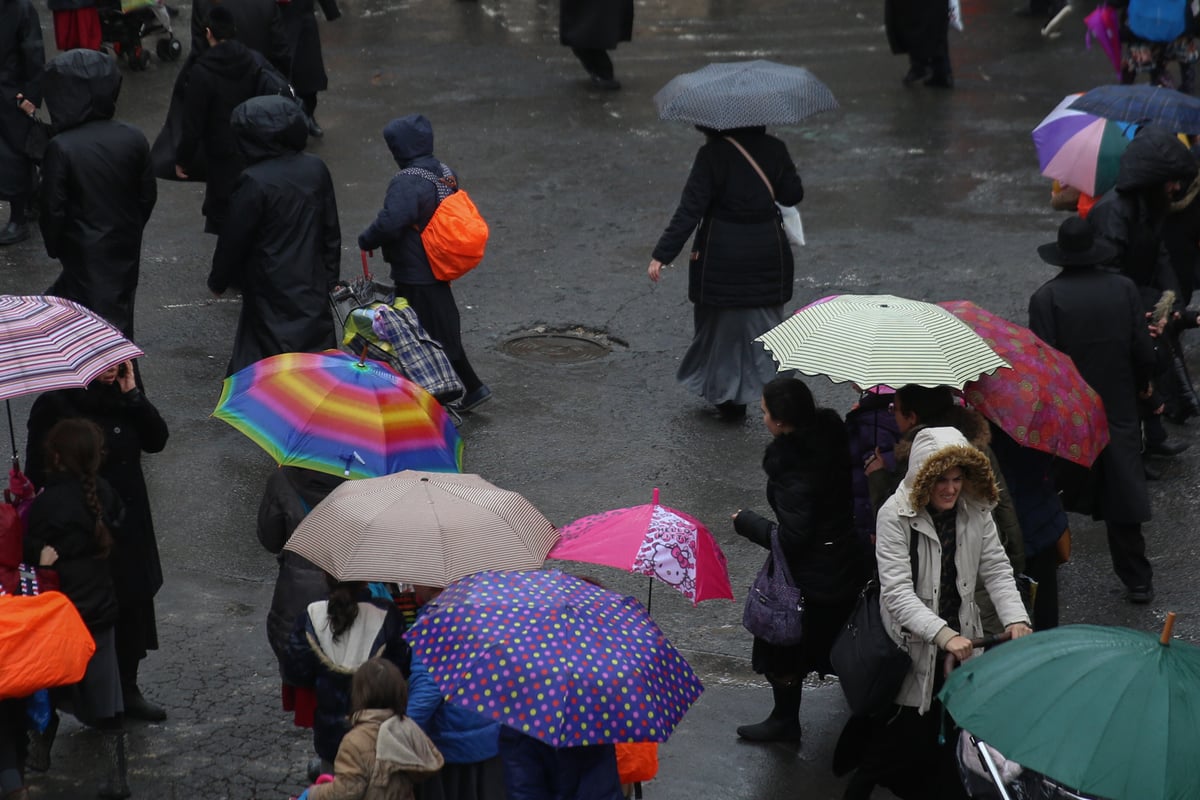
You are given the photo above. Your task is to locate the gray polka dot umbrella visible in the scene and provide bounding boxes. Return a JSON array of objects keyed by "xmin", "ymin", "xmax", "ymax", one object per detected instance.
[{"xmin": 654, "ymin": 60, "xmax": 838, "ymax": 130}]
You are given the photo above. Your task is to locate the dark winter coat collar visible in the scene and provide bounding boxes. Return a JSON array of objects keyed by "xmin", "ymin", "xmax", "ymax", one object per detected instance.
[{"xmin": 763, "ymin": 408, "xmax": 850, "ymax": 478}]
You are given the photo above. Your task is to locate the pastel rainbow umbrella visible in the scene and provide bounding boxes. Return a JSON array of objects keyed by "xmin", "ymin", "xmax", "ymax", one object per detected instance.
[
  {"xmin": 1033, "ymin": 93, "xmax": 1138, "ymax": 197},
  {"xmin": 212, "ymin": 350, "xmax": 462, "ymax": 479}
]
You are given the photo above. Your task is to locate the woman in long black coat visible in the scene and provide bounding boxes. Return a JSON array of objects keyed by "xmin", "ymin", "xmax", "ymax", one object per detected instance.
[
  {"xmin": 559, "ymin": 0, "xmax": 632, "ymax": 89},
  {"xmin": 208, "ymin": 95, "xmax": 340, "ymax": 376},
  {"xmin": 648, "ymin": 126, "xmax": 802, "ymax": 420},
  {"xmin": 279, "ymin": 0, "xmax": 340, "ymax": 135},
  {"xmin": 0, "ymin": 0, "xmax": 44, "ymax": 244},
  {"xmin": 26, "ymin": 359, "xmax": 170, "ymax": 722},
  {"xmin": 885, "ymin": 0, "xmax": 952, "ymax": 88},
  {"xmin": 732, "ymin": 377, "xmax": 862, "ymax": 742}
]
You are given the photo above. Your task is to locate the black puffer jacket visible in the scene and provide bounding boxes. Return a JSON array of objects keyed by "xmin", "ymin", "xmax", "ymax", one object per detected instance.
[
  {"xmin": 357, "ymin": 114, "xmax": 454, "ymax": 287},
  {"xmin": 24, "ymin": 473, "xmax": 124, "ymax": 633},
  {"xmin": 734, "ymin": 408, "xmax": 861, "ymax": 604},
  {"xmin": 39, "ymin": 50, "xmax": 156, "ymax": 341},
  {"xmin": 1089, "ymin": 125, "xmax": 1198, "ymax": 309},
  {"xmin": 652, "ymin": 128, "xmax": 803, "ymax": 308},
  {"xmin": 209, "ymin": 95, "xmax": 340, "ymax": 375}
]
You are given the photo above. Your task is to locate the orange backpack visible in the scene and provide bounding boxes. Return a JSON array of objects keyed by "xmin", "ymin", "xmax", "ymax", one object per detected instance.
[{"xmin": 402, "ymin": 165, "xmax": 489, "ymax": 282}]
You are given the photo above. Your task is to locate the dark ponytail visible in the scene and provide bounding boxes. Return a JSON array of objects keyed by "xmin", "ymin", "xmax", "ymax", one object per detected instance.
[
  {"xmin": 43, "ymin": 418, "xmax": 112, "ymax": 558},
  {"xmin": 325, "ymin": 576, "xmax": 365, "ymax": 641}
]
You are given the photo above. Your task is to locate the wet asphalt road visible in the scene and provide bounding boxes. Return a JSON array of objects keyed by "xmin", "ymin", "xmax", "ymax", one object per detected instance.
[{"xmin": 2, "ymin": 0, "xmax": 1198, "ymax": 797}]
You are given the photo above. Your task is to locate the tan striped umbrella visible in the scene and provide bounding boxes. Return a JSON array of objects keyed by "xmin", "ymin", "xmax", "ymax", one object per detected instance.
[
  {"xmin": 756, "ymin": 294, "xmax": 1010, "ymax": 389},
  {"xmin": 283, "ymin": 470, "xmax": 559, "ymax": 587}
]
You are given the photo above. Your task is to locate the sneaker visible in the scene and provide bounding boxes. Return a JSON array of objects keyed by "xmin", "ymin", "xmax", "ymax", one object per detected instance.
[
  {"xmin": 453, "ymin": 385, "xmax": 492, "ymax": 413},
  {"xmin": 0, "ymin": 221, "xmax": 28, "ymax": 245},
  {"xmin": 1127, "ymin": 585, "xmax": 1155, "ymax": 604}
]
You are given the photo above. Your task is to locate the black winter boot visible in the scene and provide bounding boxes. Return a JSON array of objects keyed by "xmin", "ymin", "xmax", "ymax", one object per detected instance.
[
  {"xmin": 25, "ymin": 711, "xmax": 58, "ymax": 772},
  {"xmin": 736, "ymin": 683, "xmax": 803, "ymax": 742},
  {"xmin": 122, "ymin": 686, "xmax": 166, "ymax": 723},
  {"xmin": 97, "ymin": 730, "xmax": 131, "ymax": 799}
]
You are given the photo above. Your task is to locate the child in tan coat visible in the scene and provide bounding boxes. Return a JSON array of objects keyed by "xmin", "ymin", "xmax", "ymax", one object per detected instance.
[{"xmin": 300, "ymin": 658, "xmax": 444, "ymax": 800}]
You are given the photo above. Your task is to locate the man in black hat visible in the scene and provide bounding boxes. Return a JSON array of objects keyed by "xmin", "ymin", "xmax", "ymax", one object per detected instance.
[{"xmin": 1029, "ymin": 216, "xmax": 1158, "ymax": 603}]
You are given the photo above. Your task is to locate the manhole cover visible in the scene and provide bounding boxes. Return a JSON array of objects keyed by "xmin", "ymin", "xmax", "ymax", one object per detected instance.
[{"xmin": 500, "ymin": 332, "xmax": 612, "ymax": 364}]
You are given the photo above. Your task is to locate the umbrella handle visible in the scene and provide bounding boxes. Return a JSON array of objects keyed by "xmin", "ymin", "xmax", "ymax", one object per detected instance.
[
  {"xmin": 361, "ymin": 250, "xmax": 372, "ymax": 279},
  {"xmin": 943, "ymin": 631, "xmax": 1012, "ymax": 678}
]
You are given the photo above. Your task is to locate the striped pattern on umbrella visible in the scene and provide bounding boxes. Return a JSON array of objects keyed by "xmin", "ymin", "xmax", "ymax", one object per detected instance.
[
  {"xmin": 755, "ymin": 294, "xmax": 1010, "ymax": 389},
  {"xmin": 0, "ymin": 295, "xmax": 143, "ymax": 401},
  {"xmin": 655, "ymin": 60, "xmax": 838, "ymax": 130},
  {"xmin": 284, "ymin": 470, "xmax": 560, "ymax": 587}
]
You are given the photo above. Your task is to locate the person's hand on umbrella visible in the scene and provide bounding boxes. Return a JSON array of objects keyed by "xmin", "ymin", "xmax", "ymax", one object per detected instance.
[
  {"xmin": 946, "ymin": 634, "xmax": 975, "ymax": 663},
  {"xmin": 648, "ymin": 259, "xmax": 666, "ymax": 283},
  {"xmin": 1006, "ymin": 622, "xmax": 1033, "ymax": 639},
  {"xmin": 116, "ymin": 360, "xmax": 137, "ymax": 394}
]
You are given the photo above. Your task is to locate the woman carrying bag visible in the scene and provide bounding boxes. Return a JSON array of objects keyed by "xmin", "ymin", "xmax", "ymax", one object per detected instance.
[{"xmin": 732, "ymin": 377, "xmax": 863, "ymax": 742}]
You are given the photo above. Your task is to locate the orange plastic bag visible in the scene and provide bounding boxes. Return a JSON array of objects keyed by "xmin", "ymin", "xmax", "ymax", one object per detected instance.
[
  {"xmin": 615, "ymin": 742, "xmax": 659, "ymax": 784},
  {"xmin": 0, "ymin": 592, "xmax": 95, "ymax": 699},
  {"xmin": 421, "ymin": 189, "xmax": 489, "ymax": 282}
]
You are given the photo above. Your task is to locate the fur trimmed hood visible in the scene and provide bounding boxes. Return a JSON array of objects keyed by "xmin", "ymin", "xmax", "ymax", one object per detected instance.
[{"xmin": 897, "ymin": 427, "xmax": 998, "ymax": 514}]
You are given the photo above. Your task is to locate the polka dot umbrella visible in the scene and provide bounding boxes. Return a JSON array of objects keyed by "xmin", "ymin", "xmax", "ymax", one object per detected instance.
[
  {"xmin": 938, "ymin": 300, "xmax": 1109, "ymax": 468},
  {"xmin": 405, "ymin": 570, "xmax": 704, "ymax": 748}
]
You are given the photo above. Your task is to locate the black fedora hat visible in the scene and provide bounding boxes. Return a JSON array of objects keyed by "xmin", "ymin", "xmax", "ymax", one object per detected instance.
[{"xmin": 1037, "ymin": 216, "xmax": 1118, "ymax": 267}]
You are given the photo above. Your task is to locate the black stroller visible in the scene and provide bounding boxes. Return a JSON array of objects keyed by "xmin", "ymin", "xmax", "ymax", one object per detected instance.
[{"xmin": 97, "ymin": 0, "xmax": 182, "ymax": 70}]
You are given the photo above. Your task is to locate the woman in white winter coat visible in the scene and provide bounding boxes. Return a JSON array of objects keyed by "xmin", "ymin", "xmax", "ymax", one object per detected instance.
[{"xmin": 843, "ymin": 426, "xmax": 1031, "ymax": 800}]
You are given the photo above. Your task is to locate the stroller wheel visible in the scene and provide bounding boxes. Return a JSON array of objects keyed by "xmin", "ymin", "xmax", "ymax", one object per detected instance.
[
  {"xmin": 156, "ymin": 37, "xmax": 182, "ymax": 62},
  {"xmin": 129, "ymin": 46, "xmax": 151, "ymax": 71}
]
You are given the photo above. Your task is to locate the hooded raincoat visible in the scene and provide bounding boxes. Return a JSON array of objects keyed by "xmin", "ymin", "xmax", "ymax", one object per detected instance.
[
  {"xmin": 208, "ymin": 95, "xmax": 340, "ymax": 376},
  {"xmin": 1088, "ymin": 125, "xmax": 1199, "ymax": 309},
  {"xmin": 875, "ymin": 427, "xmax": 1028, "ymax": 714},
  {"xmin": 177, "ymin": 39, "xmax": 263, "ymax": 232},
  {"xmin": 39, "ymin": 50, "xmax": 156, "ymax": 341},
  {"xmin": 357, "ymin": 114, "xmax": 451, "ymax": 287},
  {"xmin": 306, "ymin": 709, "xmax": 444, "ymax": 800}
]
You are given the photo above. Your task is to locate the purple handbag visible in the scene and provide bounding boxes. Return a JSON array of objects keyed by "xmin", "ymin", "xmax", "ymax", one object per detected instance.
[{"xmin": 742, "ymin": 527, "xmax": 804, "ymax": 646}]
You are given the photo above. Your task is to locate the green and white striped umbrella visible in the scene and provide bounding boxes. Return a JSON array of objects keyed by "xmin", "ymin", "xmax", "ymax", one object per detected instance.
[{"xmin": 756, "ymin": 294, "xmax": 1010, "ymax": 389}]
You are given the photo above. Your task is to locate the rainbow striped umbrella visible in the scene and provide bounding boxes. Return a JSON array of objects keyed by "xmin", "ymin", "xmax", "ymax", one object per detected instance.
[
  {"xmin": 1033, "ymin": 93, "xmax": 1138, "ymax": 197},
  {"xmin": 212, "ymin": 350, "xmax": 462, "ymax": 479}
]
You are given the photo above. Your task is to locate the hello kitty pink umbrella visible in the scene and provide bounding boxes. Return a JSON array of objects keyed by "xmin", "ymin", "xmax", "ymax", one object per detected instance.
[{"xmin": 548, "ymin": 488, "xmax": 733, "ymax": 607}]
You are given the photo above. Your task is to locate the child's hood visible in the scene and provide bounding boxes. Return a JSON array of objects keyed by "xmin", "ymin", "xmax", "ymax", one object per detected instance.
[{"xmin": 376, "ymin": 714, "xmax": 445, "ymax": 776}]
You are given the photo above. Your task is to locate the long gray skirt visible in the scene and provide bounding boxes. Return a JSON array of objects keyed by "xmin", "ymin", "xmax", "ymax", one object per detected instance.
[{"xmin": 677, "ymin": 304, "xmax": 784, "ymax": 407}]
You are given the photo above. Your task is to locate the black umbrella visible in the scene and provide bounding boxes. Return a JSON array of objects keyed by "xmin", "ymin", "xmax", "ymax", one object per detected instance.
[
  {"xmin": 1069, "ymin": 84, "xmax": 1200, "ymax": 134},
  {"xmin": 654, "ymin": 59, "xmax": 837, "ymax": 130}
]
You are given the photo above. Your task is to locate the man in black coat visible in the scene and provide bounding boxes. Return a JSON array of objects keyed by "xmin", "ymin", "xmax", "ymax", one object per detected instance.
[
  {"xmin": 1029, "ymin": 217, "xmax": 1158, "ymax": 604},
  {"xmin": 40, "ymin": 49, "xmax": 156, "ymax": 342},
  {"xmin": 559, "ymin": 0, "xmax": 632, "ymax": 90},
  {"xmin": 176, "ymin": 7, "xmax": 264, "ymax": 234},
  {"xmin": 1088, "ymin": 125, "xmax": 1197, "ymax": 458},
  {"xmin": 885, "ymin": 0, "xmax": 952, "ymax": 88},
  {"xmin": 191, "ymin": 0, "xmax": 290, "ymax": 74},
  {"xmin": 0, "ymin": 0, "xmax": 44, "ymax": 245},
  {"xmin": 208, "ymin": 94, "xmax": 339, "ymax": 375}
]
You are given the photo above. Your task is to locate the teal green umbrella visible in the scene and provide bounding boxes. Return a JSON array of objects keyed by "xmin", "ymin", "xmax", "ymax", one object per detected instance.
[{"xmin": 939, "ymin": 616, "xmax": 1200, "ymax": 800}]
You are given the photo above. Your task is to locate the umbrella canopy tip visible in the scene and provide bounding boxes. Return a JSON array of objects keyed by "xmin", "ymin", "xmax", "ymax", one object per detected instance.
[{"xmin": 652, "ymin": 487, "xmax": 660, "ymax": 505}]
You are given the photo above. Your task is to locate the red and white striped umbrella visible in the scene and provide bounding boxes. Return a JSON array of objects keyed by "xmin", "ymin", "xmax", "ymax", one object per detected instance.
[
  {"xmin": 0, "ymin": 295, "xmax": 143, "ymax": 401},
  {"xmin": 284, "ymin": 470, "xmax": 559, "ymax": 587}
]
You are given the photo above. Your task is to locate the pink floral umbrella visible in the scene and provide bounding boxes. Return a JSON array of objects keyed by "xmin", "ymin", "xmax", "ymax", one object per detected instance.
[{"xmin": 548, "ymin": 488, "xmax": 733, "ymax": 606}]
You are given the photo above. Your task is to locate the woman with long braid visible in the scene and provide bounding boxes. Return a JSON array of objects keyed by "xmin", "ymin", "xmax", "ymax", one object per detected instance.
[{"xmin": 23, "ymin": 418, "xmax": 131, "ymax": 799}]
